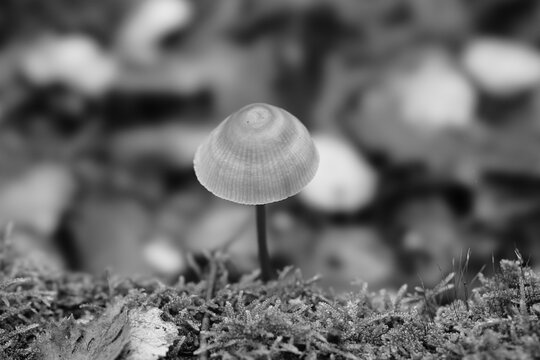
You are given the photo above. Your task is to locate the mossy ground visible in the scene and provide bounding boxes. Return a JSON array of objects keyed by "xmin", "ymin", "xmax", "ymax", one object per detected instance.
[{"xmin": 1, "ymin": 237, "xmax": 540, "ymax": 359}]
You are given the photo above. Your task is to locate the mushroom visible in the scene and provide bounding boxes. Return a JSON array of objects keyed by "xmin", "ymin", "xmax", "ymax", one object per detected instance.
[{"xmin": 193, "ymin": 103, "xmax": 319, "ymax": 281}]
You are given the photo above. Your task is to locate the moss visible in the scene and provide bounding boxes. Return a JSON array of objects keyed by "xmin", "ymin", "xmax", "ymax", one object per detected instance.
[{"xmin": 1, "ymin": 237, "xmax": 540, "ymax": 359}]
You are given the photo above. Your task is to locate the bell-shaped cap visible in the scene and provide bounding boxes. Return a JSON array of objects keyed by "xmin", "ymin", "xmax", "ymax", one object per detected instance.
[{"xmin": 194, "ymin": 103, "xmax": 319, "ymax": 205}]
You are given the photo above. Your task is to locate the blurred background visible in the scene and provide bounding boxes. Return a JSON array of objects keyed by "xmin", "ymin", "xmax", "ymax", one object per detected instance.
[{"xmin": 1, "ymin": 0, "xmax": 540, "ymax": 292}]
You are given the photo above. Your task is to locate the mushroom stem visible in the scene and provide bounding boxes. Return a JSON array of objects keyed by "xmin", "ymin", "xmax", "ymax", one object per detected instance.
[{"xmin": 256, "ymin": 204, "xmax": 276, "ymax": 281}]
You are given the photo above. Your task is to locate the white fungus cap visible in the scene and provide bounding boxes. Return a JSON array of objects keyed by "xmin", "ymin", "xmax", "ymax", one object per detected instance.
[
  {"xmin": 462, "ymin": 38, "xmax": 540, "ymax": 96},
  {"xmin": 194, "ymin": 103, "xmax": 319, "ymax": 205},
  {"xmin": 21, "ymin": 34, "xmax": 118, "ymax": 96},
  {"xmin": 117, "ymin": 0, "xmax": 194, "ymax": 64},
  {"xmin": 398, "ymin": 53, "xmax": 476, "ymax": 130},
  {"xmin": 300, "ymin": 134, "xmax": 377, "ymax": 213}
]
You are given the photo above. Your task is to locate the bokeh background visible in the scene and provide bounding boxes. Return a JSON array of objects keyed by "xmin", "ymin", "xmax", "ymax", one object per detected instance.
[{"xmin": 1, "ymin": 0, "xmax": 540, "ymax": 292}]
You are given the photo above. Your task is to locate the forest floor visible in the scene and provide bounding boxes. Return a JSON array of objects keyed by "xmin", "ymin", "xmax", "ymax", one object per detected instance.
[{"xmin": 1, "ymin": 236, "xmax": 540, "ymax": 360}]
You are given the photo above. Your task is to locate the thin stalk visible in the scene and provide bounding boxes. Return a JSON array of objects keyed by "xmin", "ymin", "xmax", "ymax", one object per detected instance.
[
  {"xmin": 198, "ymin": 253, "xmax": 219, "ymax": 360},
  {"xmin": 256, "ymin": 204, "xmax": 276, "ymax": 281}
]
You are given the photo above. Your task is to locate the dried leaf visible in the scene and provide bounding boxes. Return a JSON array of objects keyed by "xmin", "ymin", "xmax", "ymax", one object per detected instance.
[
  {"xmin": 120, "ymin": 307, "xmax": 177, "ymax": 360},
  {"xmin": 36, "ymin": 302, "xmax": 130, "ymax": 360}
]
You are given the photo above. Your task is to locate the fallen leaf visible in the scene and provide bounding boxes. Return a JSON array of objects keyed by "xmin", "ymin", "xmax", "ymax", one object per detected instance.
[
  {"xmin": 120, "ymin": 307, "xmax": 177, "ymax": 360},
  {"xmin": 36, "ymin": 302, "xmax": 130, "ymax": 360}
]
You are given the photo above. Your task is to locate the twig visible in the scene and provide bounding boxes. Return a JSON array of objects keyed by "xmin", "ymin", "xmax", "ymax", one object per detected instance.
[
  {"xmin": 198, "ymin": 252, "xmax": 219, "ymax": 360},
  {"xmin": 186, "ymin": 253, "xmax": 203, "ymax": 279},
  {"xmin": 515, "ymin": 249, "xmax": 528, "ymax": 317},
  {"xmin": 463, "ymin": 249, "xmax": 471, "ymax": 311}
]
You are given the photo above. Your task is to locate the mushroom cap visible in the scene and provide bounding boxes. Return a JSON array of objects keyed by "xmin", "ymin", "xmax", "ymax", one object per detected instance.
[{"xmin": 194, "ymin": 103, "xmax": 319, "ymax": 205}]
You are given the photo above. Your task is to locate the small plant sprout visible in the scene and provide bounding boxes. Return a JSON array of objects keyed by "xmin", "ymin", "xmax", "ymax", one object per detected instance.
[{"xmin": 194, "ymin": 103, "xmax": 319, "ymax": 281}]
